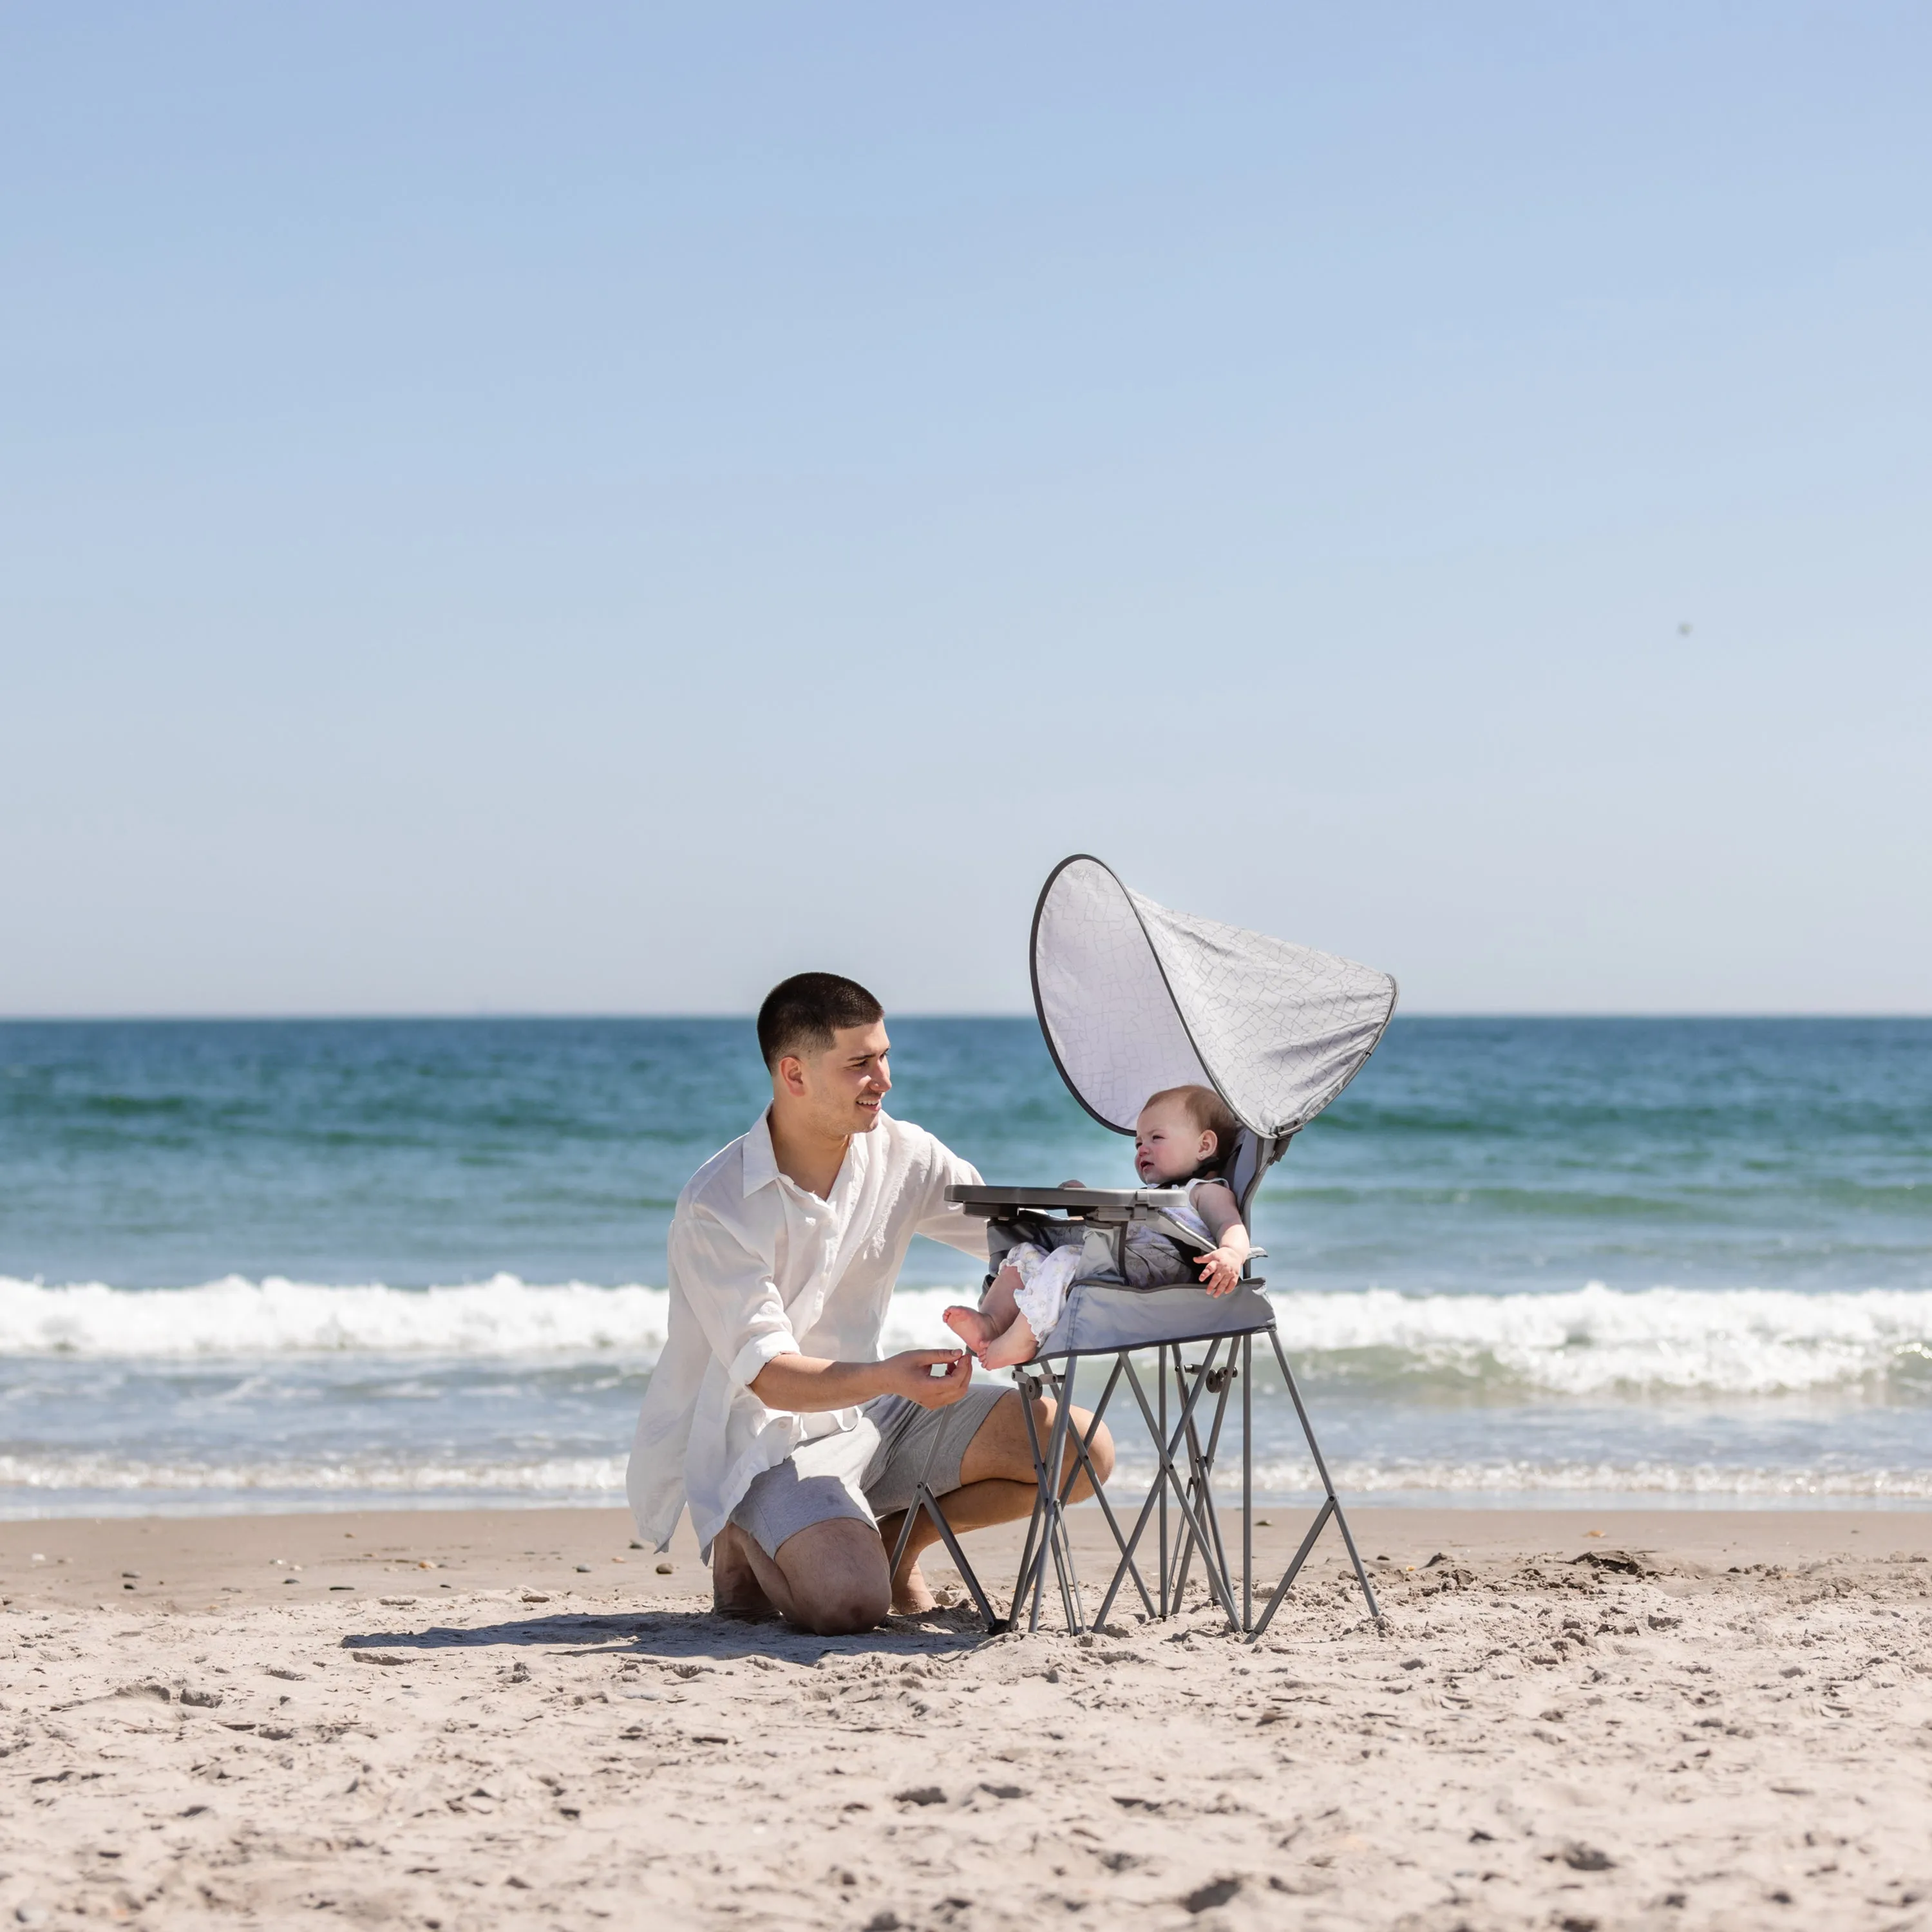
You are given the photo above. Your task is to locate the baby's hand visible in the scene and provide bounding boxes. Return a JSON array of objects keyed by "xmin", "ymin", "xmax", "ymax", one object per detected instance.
[{"xmin": 1197, "ymin": 1247, "xmax": 1243, "ymax": 1296}]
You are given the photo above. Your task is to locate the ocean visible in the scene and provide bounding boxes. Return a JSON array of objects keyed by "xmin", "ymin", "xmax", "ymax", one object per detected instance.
[{"xmin": 3, "ymin": 1016, "xmax": 1929, "ymax": 1518}]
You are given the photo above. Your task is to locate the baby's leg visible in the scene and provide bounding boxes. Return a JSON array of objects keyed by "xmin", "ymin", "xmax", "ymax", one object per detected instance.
[
  {"xmin": 944, "ymin": 1265, "xmax": 1023, "ymax": 1356},
  {"xmin": 985, "ymin": 1242, "xmax": 1081, "ymax": 1367}
]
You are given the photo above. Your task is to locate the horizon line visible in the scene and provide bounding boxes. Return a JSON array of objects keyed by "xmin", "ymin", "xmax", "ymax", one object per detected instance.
[{"xmin": 3, "ymin": 1010, "xmax": 1931, "ymax": 1025}]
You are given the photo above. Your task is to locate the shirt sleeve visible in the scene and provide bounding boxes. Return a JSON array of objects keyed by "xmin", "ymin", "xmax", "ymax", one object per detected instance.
[
  {"xmin": 666, "ymin": 1200, "xmax": 800, "ymax": 1390},
  {"xmin": 910, "ymin": 1138, "xmax": 991, "ymax": 1261}
]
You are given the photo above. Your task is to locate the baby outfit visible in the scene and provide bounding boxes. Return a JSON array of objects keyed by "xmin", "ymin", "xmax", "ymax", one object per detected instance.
[{"xmin": 1006, "ymin": 1182, "xmax": 1218, "ymax": 1343}]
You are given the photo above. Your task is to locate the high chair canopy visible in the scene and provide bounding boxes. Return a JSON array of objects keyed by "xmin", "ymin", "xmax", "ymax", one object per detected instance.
[{"xmin": 1029, "ymin": 855, "xmax": 1399, "ymax": 1141}]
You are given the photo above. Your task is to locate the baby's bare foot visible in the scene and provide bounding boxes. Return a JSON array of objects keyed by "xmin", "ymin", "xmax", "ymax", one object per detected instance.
[
  {"xmin": 978, "ymin": 1317, "xmax": 1039, "ymax": 1370},
  {"xmin": 943, "ymin": 1305, "xmax": 995, "ymax": 1352}
]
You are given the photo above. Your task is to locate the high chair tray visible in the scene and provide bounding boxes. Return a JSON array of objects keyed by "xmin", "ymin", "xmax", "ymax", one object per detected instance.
[{"xmin": 946, "ymin": 1183, "xmax": 1189, "ymax": 1215}]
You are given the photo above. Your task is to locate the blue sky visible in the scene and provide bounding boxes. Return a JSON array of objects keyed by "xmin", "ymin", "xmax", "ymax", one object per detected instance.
[{"xmin": 3, "ymin": 4, "xmax": 1927, "ymax": 1015}]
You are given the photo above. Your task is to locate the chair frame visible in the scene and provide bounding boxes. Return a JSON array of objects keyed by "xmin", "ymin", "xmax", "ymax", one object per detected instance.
[{"xmin": 889, "ymin": 1153, "xmax": 1384, "ymax": 1642}]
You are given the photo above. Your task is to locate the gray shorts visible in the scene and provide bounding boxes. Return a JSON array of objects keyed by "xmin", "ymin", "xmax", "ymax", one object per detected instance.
[{"xmin": 730, "ymin": 1384, "xmax": 1008, "ymax": 1561}]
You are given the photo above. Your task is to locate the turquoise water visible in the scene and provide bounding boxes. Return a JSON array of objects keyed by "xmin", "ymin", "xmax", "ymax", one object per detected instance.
[{"xmin": 3, "ymin": 1017, "xmax": 1930, "ymax": 1515}]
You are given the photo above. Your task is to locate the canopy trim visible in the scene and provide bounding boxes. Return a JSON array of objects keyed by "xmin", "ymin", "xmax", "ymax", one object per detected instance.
[
  {"xmin": 1028, "ymin": 852, "xmax": 1399, "ymax": 1141},
  {"xmin": 1028, "ymin": 852, "xmax": 1217, "ymax": 1138}
]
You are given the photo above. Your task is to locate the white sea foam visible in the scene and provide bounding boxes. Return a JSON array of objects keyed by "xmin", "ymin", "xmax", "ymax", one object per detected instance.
[
  {"xmin": 0, "ymin": 1453, "xmax": 629, "ymax": 1495},
  {"xmin": 1264, "ymin": 1282, "xmax": 1932, "ymax": 1396},
  {"xmin": 3, "ymin": 1276, "xmax": 1931, "ymax": 1396},
  {"xmin": 0, "ymin": 1274, "xmax": 967, "ymax": 1363},
  {"xmin": 0, "ymin": 1275, "xmax": 672, "ymax": 1359}
]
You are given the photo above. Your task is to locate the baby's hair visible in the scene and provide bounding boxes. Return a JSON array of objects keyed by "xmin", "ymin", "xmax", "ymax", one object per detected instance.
[{"xmin": 1142, "ymin": 1084, "xmax": 1244, "ymax": 1179}]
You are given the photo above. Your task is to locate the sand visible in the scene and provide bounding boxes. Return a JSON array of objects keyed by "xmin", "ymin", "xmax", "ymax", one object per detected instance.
[{"xmin": 4, "ymin": 1504, "xmax": 1931, "ymax": 1930}]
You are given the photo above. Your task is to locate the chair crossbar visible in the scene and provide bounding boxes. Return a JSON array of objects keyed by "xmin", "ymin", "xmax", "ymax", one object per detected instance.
[
  {"xmin": 1099, "ymin": 1345, "xmax": 1240, "ymax": 1628},
  {"xmin": 1007, "ymin": 1357, "xmax": 1157, "ymax": 1632},
  {"xmin": 900, "ymin": 1318, "xmax": 1381, "ymax": 1643},
  {"xmin": 1018, "ymin": 1368, "xmax": 1083, "ymax": 1631},
  {"xmin": 1169, "ymin": 1349, "xmax": 1240, "ymax": 1618},
  {"xmin": 1249, "ymin": 1495, "xmax": 1338, "ymax": 1642},
  {"xmin": 886, "ymin": 1471, "xmax": 1001, "ymax": 1631}
]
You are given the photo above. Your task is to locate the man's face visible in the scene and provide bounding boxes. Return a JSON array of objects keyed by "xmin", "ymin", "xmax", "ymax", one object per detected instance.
[{"xmin": 784, "ymin": 1021, "xmax": 892, "ymax": 1138}]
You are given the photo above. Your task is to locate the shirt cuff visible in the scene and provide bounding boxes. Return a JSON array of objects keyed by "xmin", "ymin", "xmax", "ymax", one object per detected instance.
[{"xmin": 729, "ymin": 1331, "xmax": 800, "ymax": 1391}]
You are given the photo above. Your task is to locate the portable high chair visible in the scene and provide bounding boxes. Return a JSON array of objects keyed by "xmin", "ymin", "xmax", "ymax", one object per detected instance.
[{"xmin": 889, "ymin": 855, "xmax": 1397, "ymax": 1641}]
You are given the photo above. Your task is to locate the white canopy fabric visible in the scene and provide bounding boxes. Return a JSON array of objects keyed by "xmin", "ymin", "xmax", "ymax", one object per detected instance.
[{"xmin": 1029, "ymin": 855, "xmax": 1397, "ymax": 1139}]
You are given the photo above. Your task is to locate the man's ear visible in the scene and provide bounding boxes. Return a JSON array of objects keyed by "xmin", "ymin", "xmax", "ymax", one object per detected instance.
[{"xmin": 776, "ymin": 1054, "xmax": 810, "ymax": 1098}]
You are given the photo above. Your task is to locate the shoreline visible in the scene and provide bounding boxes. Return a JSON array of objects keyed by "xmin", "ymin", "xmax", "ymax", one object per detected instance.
[
  {"xmin": 8, "ymin": 1486, "xmax": 1932, "ymax": 1529},
  {"xmin": 6, "ymin": 1504, "xmax": 1931, "ymax": 1611}
]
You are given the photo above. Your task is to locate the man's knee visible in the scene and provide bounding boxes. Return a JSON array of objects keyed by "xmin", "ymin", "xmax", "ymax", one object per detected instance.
[
  {"xmin": 1023, "ymin": 1397, "xmax": 1115, "ymax": 1492},
  {"xmin": 1057, "ymin": 1406, "xmax": 1113, "ymax": 1492},
  {"xmin": 775, "ymin": 1520, "xmax": 891, "ymax": 1635},
  {"xmin": 1081, "ymin": 1414, "xmax": 1116, "ymax": 1485},
  {"xmin": 802, "ymin": 1575, "xmax": 891, "ymax": 1636}
]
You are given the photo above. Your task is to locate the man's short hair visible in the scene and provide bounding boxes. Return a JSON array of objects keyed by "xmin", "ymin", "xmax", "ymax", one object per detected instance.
[{"xmin": 757, "ymin": 973, "xmax": 885, "ymax": 1070}]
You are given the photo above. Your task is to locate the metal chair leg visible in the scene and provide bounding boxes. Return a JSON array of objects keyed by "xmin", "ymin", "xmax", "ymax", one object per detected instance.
[
  {"xmin": 1038, "ymin": 1359, "xmax": 1082, "ymax": 1631},
  {"xmin": 1011, "ymin": 1372, "xmax": 1056, "ymax": 1631},
  {"xmin": 1247, "ymin": 1324, "xmax": 1382, "ymax": 1643},
  {"xmin": 1061, "ymin": 1356, "xmax": 1156, "ymax": 1622},
  {"xmin": 1009, "ymin": 1361, "xmax": 1088, "ymax": 1633},
  {"xmin": 1159, "ymin": 1359, "xmax": 1169, "ymax": 1615},
  {"xmin": 1192, "ymin": 1359, "xmax": 1240, "ymax": 1617},
  {"xmin": 887, "ymin": 1412, "xmax": 1001, "ymax": 1631},
  {"xmin": 976, "ymin": 1358, "xmax": 1147, "ymax": 1636},
  {"xmin": 1242, "ymin": 1333, "xmax": 1253, "ymax": 1631}
]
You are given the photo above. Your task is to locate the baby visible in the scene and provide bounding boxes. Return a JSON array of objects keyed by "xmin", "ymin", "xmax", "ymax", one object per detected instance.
[{"xmin": 944, "ymin": 1084, "xmax": 1253, "ymax": 1368}]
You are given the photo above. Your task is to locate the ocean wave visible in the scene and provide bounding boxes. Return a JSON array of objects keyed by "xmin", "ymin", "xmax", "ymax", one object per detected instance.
[
  {"xmin": 1261, "ymin": 1282, "xmax": 1932, "ymax": 1396},
  {"xmin": 0, "ymin": 1275, "xmax": 672, "ymax": 1359},
  {"xmin": 3, "ymin": 1276, "xmax": 1932, "ymax": 1397},
  {"xmin": 0, "ymin": 1275, "xmax": 974, "ymax": 1363}
]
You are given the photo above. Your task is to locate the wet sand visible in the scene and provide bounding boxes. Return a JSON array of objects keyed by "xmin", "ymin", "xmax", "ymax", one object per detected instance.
[{"xmin": 3, "ymin": 1504, "xmax": 1930, "ymax": 1929}]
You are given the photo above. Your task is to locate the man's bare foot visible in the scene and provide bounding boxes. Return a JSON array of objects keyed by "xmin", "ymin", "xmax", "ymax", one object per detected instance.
[
  {"xmin": 979, "ymin": 1312, "xmax": 1039, "ymax": 1369},
  {"xmin": 891, "ymin": 1558, "xmax": 937, "ymax": 1615},
  {"xmin": 943, "ymin": 1305, "xmax": 996, "ymax": 1355},
  {"xmin": 710, "ymin": 1522, "xmax": 777, "ymax": 1620}
]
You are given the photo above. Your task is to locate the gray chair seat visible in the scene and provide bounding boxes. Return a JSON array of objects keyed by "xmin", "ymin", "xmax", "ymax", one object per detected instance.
[{"xmin": 1037, "ymin": 1280, "xmax": 1275, "ymax": 1358}]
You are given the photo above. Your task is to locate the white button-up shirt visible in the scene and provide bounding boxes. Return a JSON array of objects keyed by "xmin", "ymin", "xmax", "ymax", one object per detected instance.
[{"xmin": 626, "ymin": 1109, "xmax": 989, "ymax": 1555}]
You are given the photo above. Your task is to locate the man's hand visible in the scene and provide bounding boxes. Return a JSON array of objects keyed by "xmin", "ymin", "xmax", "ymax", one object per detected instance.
[
  {"xmin": 873, "ymin": 1348, "xmax": 975, "ymax": 1409},
  {"xmin": 1196, "ymin": 1247, "xmax": 1244, "ymax": 1296}
]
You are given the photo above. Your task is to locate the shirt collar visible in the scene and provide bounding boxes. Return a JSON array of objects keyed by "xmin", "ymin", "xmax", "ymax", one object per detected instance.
[
  {"xmin": 740, "ymin": 1109, "xmax": 878, "ymax": 1201},
  {"xmin": 741, "ymin": 1112, "xmax": 781, "ymax": 1197}
]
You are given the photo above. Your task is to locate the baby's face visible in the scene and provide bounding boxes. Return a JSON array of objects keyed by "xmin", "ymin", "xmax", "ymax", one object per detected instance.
[{"xmin": 1133, "ymin": 1098, "xmax": 1211, "ymax": 1185}]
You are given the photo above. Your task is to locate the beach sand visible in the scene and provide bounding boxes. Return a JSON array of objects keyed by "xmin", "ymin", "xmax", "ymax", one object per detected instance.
[{"xmin": 4, "ymin": 1505, "xmax": 1930, "ymax": 1929}]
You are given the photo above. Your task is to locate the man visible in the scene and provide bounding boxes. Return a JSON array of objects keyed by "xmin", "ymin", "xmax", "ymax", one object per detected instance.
[{"xmin": 627, "ymin": 972, "xmax": 1114, "ymax": 1634}]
